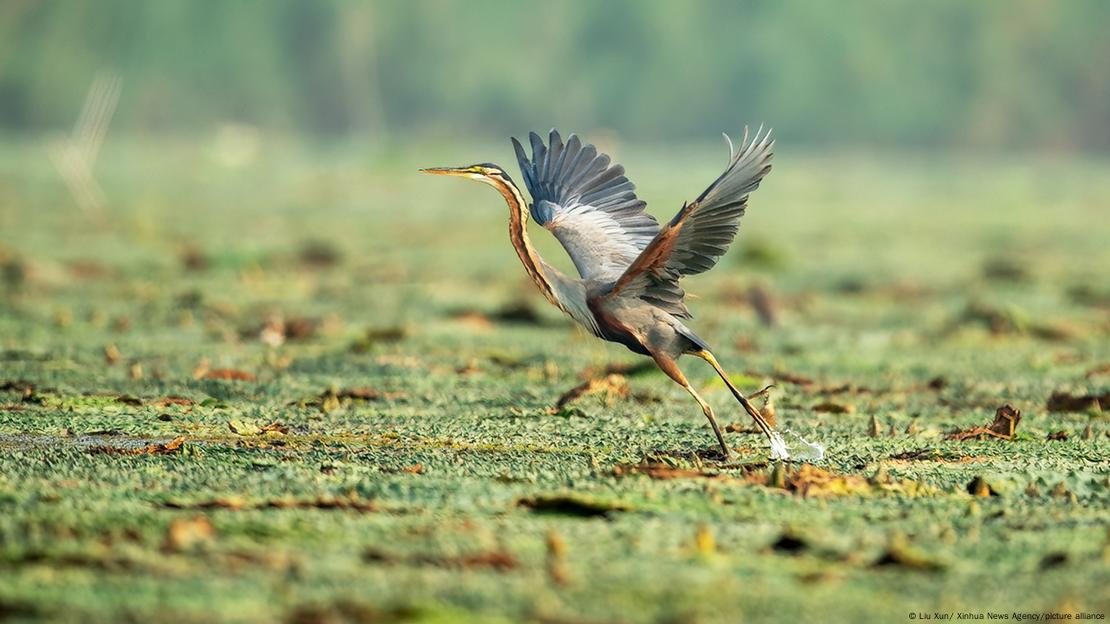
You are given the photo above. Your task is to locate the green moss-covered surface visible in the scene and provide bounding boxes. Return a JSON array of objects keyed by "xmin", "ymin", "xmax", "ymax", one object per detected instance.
[{"xmin": 1, "ymin": 142, "xmax": 1108, "ymax": 622}]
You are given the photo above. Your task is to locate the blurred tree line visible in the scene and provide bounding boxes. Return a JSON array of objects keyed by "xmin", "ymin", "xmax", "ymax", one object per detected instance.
[{"xmin": 1, "ymin": 0, "xmax": 1107, "ymax": 150}]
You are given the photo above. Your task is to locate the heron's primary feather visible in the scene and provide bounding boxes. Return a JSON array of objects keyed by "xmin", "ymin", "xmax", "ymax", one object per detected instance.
[
  {"xmin": 603, "ymin": 127, "xmax": 775, "ymax": 318},
  {"xmin": 512, "ymin": 130, "xmax": 659, "ymax": 281}
]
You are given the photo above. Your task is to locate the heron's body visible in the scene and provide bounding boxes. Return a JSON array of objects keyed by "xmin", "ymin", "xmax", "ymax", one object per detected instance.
[{"xmin": 424, "ymin": 128, "xmax": 785, "ymax": 459}]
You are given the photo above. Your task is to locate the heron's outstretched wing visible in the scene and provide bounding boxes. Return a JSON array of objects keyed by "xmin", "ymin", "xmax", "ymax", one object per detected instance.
[
  {"xmin": 512, "ymin": 130, "xmax": 659, "ymax": 281},
  {"xmin": 602, "ymin": 127, "xmax": 774, "ymax": 318}
]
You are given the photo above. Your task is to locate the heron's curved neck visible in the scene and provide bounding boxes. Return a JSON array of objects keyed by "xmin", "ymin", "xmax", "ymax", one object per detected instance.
[{"xmin": 484, "ymin": 176, "xmax": 560, "ymax": 307}]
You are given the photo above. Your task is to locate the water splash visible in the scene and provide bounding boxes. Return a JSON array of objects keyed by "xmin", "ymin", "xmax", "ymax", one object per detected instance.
[
  {"xmin": 766, "ymin": 429, "xmax": 826, "ymax": 462},
  {"xmin": 768, "ymin": 430, "xmax": 791, "ymax": 460},
  {"xmin": 785, "ymin": 430, "xmax": 826, "ymax": 462}
]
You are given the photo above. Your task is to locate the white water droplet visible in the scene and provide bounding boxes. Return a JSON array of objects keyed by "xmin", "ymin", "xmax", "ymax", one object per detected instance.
[
  {"xmin": 768, "ymin": 430, "xmax": 791, "ymax": 460},
  {"xmin": 764, "ymin": 429, "xmax": 825, "ymax": 462},
  {"xmin": 784, "ymin": 430, "xmax": 826, "ymax": 462}
]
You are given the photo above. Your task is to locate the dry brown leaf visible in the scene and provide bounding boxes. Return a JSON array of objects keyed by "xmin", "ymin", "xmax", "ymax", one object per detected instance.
[
  {"xmin": 351, "ymin": 326, "xmax": 409, "ymax": 354},
  {"xmin": 150, "ymin": 396, "xmax": 193, "ymax": 408},
  {"xmin": 454, "ymin": 359, "xmax": 481, "ymax": 375},
  {"xmin": 724, "ymin": 422, "xmax": 749, "ymax": 433},
  {"xmin": 164, "ymin": 497, "xmax": 246, "ymax": 510},
  {"xmin": 785, "ymin": 464, "xmax": 872, "ymax": 497},
  {"xmin": 555, "ymin": 374, "xmax": 630, "ymax": 409},
  {"xmin": 163, "ymin": 516, "xmax": 214, "ymax": 552},
  {"xmin": 813, "ymin": 401, "xmax": 855, "ymax": 414},
  {"xmin": 67, "ymin": 259, "xmax": 109, "ymax": 279},
  {"xmin": 805, "ymin": 382, "xmax": 873, "ymax": 395},
  {"xmin": 89, "ymin": 436, "xmax": 186, "ymax": 456},
  {"xmin": 263, "ymin": 497, "xmax": 377, "ymax": 512},
  {"xmin": 364, "ymin": 547, "xmax": 518, "ymax": 571},
  {"xmin": 735, "ymin": 335, "xmax": 759, "ymax": 353},
  {"xmin": 889, "ymin": 449, "xmax": 943, "ymax": 461},
  {"xmin": 546, "ymin": 530, "xmax": 569, "ymax": 586},
  {"xmin": 1030, "ymin": 320, "xmax": 1086, "ymax": 341},
  {"xmin": 284, "ymin": 316, "xmax": 319, "ymax": 340},
  {"xmin": 191, "ymin": 359, "xmax": 210, "ymax": 379},
  {"xmin": 299, "ymin": 239, "xmax": 342, "ymax": 267},
  {"xmin": 959, "ymin": 301, "xmax": 1023, "ymax": 335},
  {"xmin": 989, "ymin": 403, "xmax": 1021, "ymax": 437},
  {"xmin": 258, "ymin": 317, "xmax": 285, "ymax": 347},
  {"xmin": 290, "ymin": 387, "xmax": 405, "ymax": 411},
  {"xmin": 458, "ymin": 551, "xmax": 518, "ymax": 570},
  {"xmin": 333, "ymin": 387, "xmax": 405, "ymax": 401},
  {"xmin": 490, "ymin": 301, "xmax": 545, "ymax": 325},
  {"xmin": 228, "ymin": 419, "xmax": 261, "ymax": 436},
  {"xmin": 253, "ymin": 314, "xmax": 321, "ymax": 347},
  {"xmin": 1046, "ymin": 390, "xmax": 1106, "ymax": 413},
  {"xmin": 967, "ymin": 476, "xmax": 995, "ymax": 497},
  {"xmin": 180, "ymin": 245, "xmax": 208, "ymax": 271},
  {"xmin": 453, "ymin": 311, "xmax": 495, "ymax": 330},
  {"xmin": 114, "ymin": 394, "xmax": 142, "ymax": 406},
  {"xmin": 873, "ymin": 534, "xmax": 946, "ymax": 571},
  {"xmin": 748, "ymin": 284, "xmax": 780, "ymax": 327},
  {"xmin": 949, "ymin": 404, "xmax": 1021, "ymax": 441},
  {"xmin": 767, "ymin": 529, "xmax": 809, "ymax": 554},
  {"xmin": 1085, "ymin": 363, "xmax": 1110, "ymax": 378},
  {"xmin": 0, "ymin": 379, "xmax": 35, "ymax": 393},
  {"xmin": 203, "ymin": 368, "xmax": 256, "ymax": 381},
  {"xmin": 868, "ymin": 414, "xmax": 882, "ymax": 437},
  {"xmin": 612, "ymin": 462, "xmax": 724, "ymax": 480}
]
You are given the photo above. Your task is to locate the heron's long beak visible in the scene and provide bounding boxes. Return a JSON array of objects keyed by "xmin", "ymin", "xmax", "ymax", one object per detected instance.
[{"xmin": 419, "ymin": 166, "xmax": 469, "ymax": 176}]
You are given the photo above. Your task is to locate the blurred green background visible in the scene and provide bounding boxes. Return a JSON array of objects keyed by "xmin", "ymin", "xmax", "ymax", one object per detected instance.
[{"xmin": 1, "ymin": 0, "xmax": 1108, "ymax": 150}]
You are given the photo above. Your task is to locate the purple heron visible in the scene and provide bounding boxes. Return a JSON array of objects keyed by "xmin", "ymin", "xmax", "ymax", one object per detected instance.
[{"xmin": 422, "ymin": 128, "xmax": 786, "ymax": 459}]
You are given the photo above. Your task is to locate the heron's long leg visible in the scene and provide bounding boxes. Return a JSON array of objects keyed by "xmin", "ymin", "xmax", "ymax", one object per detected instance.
[
  {"xmin": 693, "ymin": 350, "xmax": 777, "ymax": 443},
  {"xmin": 650, "ymin": 352, "xmax": 731, "ymax": 458}
]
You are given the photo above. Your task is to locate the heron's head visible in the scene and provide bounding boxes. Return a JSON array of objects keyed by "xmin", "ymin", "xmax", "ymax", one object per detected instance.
[{"xmin": 420, "ymin": 163, "xmax": 512, "ymax": 187}]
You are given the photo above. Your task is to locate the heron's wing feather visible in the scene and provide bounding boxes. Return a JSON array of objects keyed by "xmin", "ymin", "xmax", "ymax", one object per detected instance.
[
  {"xmin": 512, "ymin": 130, "xmax": 659, "ymax": 281},
  {"xmin": 540, "ymin": 259, "xmax": 602, "ymax": 337},
  {"xmin": 604, "ymin": 127, "xmax": 774, "ymax": 318}
]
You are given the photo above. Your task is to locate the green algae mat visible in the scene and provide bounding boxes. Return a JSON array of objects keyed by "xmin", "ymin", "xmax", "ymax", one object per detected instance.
[{"xmin": 1, "ymin": 142, "xmax": 1108, "ymax": 622}]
